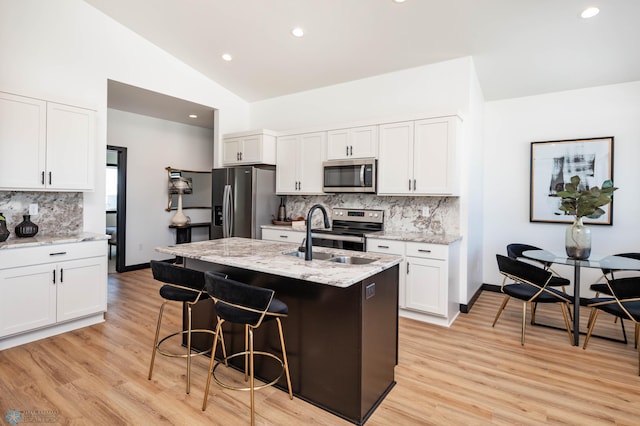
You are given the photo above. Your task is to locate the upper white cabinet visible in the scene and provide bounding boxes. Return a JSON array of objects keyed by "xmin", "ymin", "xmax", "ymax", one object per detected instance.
[
  {"xmin": 222, "ymin": 130, "xmax": 277, "ymax": 166},
  {"xmin": 377, "ymin": 116, "xmax": 460, "ymax": 196},
  {"xmin": 0, "ymin": 92, "xmax": 96, "ymax": 191},
  {"xmin": 276, "ymin": 132, "xmax": 326, "ymax": 195},
  {"xmin": 327, "ymin": 125, "xmax": 378, "ymax": 160}
]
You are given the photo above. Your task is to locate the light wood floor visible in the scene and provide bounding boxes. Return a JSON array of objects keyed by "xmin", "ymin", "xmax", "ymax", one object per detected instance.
[{"xmin": 1, "ymin": 269, "xmax": 639, "ymax": 425}]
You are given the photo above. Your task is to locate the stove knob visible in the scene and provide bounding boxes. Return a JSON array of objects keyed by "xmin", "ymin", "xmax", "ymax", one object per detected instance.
[{"xmin": 374, "ymin": 213, "xmax": 379, "ymax": 218}]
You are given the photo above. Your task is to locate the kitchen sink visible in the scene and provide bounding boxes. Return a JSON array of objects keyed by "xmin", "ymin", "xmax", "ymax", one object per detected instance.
[
  {"xmin": 284, "ymin": 250, "xmax": 335, "ymax": 260},
  {"xmin": 327, "ymin": 256, "xmax": 376, "ymax": 265}
]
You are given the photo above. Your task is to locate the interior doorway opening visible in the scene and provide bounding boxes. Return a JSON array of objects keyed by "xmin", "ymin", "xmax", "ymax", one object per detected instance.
[{"xmin": 106, "ymin": 145, "xmax": 127, "ymax": 273}]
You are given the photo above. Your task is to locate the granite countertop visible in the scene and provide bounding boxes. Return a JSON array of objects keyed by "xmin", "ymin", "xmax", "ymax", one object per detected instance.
[
  {"xmin": 263, "ymin": 225, "xmax": 461, "ymax": 245},
  {"xmin": 155, "ymin": 237, "xmax": 401, "ymax": 288},
  {"xmin": 365, "ymin": 230, "xmax": 461, "ymax": 245},
  {"xmin": 0, "ymin": 232, "xmax": 110, "ymax": 250}
]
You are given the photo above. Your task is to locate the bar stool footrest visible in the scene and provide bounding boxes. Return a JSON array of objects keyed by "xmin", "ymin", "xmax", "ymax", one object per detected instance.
[
  {"xmin": 157, "ymin": 329, "xmax": 216, "ymax": 358},
  {"xmin": 212, "ymin": 351, "xmax": 285, "ymax": 391}
]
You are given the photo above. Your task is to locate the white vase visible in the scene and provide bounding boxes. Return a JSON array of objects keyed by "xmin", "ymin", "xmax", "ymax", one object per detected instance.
[{"xmin": 565, "ymin": 217, "xmax": 591, "ymax": 260}]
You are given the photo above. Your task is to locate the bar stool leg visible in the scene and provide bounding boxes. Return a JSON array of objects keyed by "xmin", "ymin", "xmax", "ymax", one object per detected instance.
[
  {"xmin": 202, "ymin": 319, "xmax": 224, "ymax": 411},
  {"xmin": 186, "ymin": 304, "xmax": 193, "ymax": 394},
  {"xmin": 249, "ymin": 327, "xmax": 255, "ymax": 426},
  {"xmin": 276, "ymin": 317, "xmax": 293, "ymax": 399},
  {"xmin": 148, "ymin": 302, "xmax": 167, "ymax": 380}
]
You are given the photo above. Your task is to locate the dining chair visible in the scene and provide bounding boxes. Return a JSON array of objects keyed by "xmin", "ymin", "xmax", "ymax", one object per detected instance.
[
  {"xmin": 589, "ymin": 253, "xmax": 640, "ymax": 346},
  {"xmin": 202, "ymin": 272, "xmax": 293, "ymax": 425},
  {"xmin": 493, "ymin": 254, "xmax": 574, "ymax": 346},
  {"xmin": 583, "ymin": 276, "xmax": 640, "ymax": 375}
]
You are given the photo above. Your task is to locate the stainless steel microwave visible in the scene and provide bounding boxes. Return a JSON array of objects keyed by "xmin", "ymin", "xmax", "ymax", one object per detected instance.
[{"xmin": 322, "ymin": 159, "xmax": 376, "ymax": 193}]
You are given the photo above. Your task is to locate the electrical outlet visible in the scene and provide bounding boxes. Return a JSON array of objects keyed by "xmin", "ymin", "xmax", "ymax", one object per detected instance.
[
  {"xmin": 422, "ymin": 207, "xmax": 429, "ymax": 217},
  {"xmin": 29, "ymin": 203, "xmax": 39, "ymax": 215}
]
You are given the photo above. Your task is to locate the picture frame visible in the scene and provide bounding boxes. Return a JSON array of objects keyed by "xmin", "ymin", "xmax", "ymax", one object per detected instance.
[{"xmin": 530, "ymin": 136, "xmax": 614, "ymax": 225}]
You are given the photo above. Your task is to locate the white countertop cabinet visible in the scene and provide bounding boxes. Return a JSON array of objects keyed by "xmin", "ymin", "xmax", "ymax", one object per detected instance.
[
  {"xmin": 377, "ymin": 116, "xmax": 459, "ymax": 196},
  {"xmin": 0, "ymin": 92, "xmax": 95, "ymax": 191},
  {"xmin": 326, "ymin": 125, "xmax": 378, "ymax": 160},
  {"xmin": 261, "ymin": 228, "xmax": 305, "ymax": 244},
  {"xmin": 222, "ymin": 131, "xmax": 276, "ymax": 166},
  {"xmin": 276, "ymin": 132, "xmax": 326, "ymax": 194},
  {"xmin": 0, "ymin": 239, "xmax": 107, "ymax": 350},
  {"xmin": 367, "ymin": 237, "xmax": 460, "ymax": 326}
]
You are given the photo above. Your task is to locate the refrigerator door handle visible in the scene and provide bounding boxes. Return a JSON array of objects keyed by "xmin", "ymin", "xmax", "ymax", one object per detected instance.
[
  {"xmin": 222, "ymin": 184, "xmax": 231, "ymax": 238},
  {"xmin": 226, "ymin": 184, "xmax": 234, "ymax": 237}
]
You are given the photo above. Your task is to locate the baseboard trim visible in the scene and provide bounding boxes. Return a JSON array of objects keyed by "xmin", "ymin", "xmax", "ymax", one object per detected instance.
[{"xmin": 459, "ymin": 284, "xmax": 502, "ymax": 314}]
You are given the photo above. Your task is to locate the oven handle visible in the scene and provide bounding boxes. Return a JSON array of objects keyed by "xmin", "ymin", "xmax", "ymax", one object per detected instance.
[{"xmin": 310, "ymin": 233, "xmax": 365, "ymax": 244}]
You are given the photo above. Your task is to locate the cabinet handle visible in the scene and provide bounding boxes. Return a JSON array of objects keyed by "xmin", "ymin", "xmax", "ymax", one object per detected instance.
[
  {"xmin": 60, "ymin": 268, "xmax": 64, "ymax": 283},
  {"xmin": 41, "ymin": 171, "xmax": 45, "ymax": 185},
  {"xmin": 407, "ymin": 262, "xmax": 410, "ymax": 274},
  {"xmin": 377, "ymin": 245, "xmax": 389, "ymax": 249},
  {"xmin": 49, "ymin": 172, "xmax": 52, "ymax": 185},
  {"xmin": 413, "ymin": 179, "xmax": 416, "ymax": 190},
  {"xmin": 49, "ymin": 252, "xmax": 67, "ymax": 256},
  {"xmin": 52, "ymin": 270, "xmax": 56, "ymax": 284},
  {"xmin": 418, "ymin": 249, "xmax": 432, "ymax": 253},
  {"xmin": 279, "ymin": 235, "xmax": 288, "ymax": 239},
  {"xmin": 240, "ymin": 152, "xmax": 243, "ymax": 161},
  {"xmin": 346, "ymin": 146, "xmax": 349, "ymax": 156},
  {"xmin": 350, "ymin": 146, "xmax": 353, "ymax": 156},
  {"xmin": 409, "ymin": 180, "xmax": 412, "ymax": 190}
]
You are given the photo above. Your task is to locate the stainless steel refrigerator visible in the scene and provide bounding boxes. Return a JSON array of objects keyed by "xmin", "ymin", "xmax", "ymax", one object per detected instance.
[{"xmin": 211, "ymin": 166, "xmax": 279, "ymax": 240}]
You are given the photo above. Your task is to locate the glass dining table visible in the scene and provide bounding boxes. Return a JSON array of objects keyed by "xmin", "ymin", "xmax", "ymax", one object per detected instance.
[{"xmin": 523, "ymin": 250, "xmax": 640, "ymax": 346}]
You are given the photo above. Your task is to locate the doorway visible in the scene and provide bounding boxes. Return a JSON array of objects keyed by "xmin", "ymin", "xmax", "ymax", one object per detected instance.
[{"xmin": 106, "ymin": 145, "xmax": 127, "ymax": 273}]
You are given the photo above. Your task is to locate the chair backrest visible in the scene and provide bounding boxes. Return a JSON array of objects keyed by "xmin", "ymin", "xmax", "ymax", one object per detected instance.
[
  {"xmin": 496, "ymin": 254, "xmax": 552, "ymax": 289},
  {"xmin": 150, "ymin": 260, "xmax": 205, "ymax": 291},
  {"xmin": 608, "ymin": 276, "xmax": 640, "ymax": 300},
  {"xmin": 506, "ymin": 243, "xmax": 541, "ymax": 260},
  {"xmin": 204, "ymin": 272, "xmax": 275, "ymax": 328}
]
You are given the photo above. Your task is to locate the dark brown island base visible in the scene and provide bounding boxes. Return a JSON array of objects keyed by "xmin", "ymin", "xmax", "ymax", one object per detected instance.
[{"xmin": 156, "ymin": 238, "xmax": 401, "ymax": 425}]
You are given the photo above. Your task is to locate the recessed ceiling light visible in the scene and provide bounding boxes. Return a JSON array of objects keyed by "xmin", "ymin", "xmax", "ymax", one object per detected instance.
[
  {"xmin": 291, "ymin": 27, "xmax": 304, "ymax": 38},
  {"xmin": 580, "ymin": 7, "xmax": 600, "ymax": 19},
  {"xmin": 221, "ymin": 53, "xmax": 233, "ymax": 61},
  {"xmin": 393, "ymin": 0, "xmax": 407, "ymax": 3},
  {"xmin": 189, "ymin": 114, "xmax": 198, "ymax": 119}
]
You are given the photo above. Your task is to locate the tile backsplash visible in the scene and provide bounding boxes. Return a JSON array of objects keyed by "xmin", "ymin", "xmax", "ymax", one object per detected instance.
[
  {"xmin": 285, "ymin": 194, "xmax": 459, "ymax": 235},
  {"xmin": 0, "ymin": 192, "xmax": 83, "ymax": 240}
]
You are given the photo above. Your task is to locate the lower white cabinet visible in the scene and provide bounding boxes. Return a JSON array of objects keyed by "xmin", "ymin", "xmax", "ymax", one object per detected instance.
[
  {"xmin": 0, "ymin": 240, "xmax": 107, "ymax": 348},
  {"xmin": 367, "ymin": 238, "xmax": 460, "ymax": 326},
  {"xmin": 261, "ymin": 228, "xmax": 305, "ymax": 245}
]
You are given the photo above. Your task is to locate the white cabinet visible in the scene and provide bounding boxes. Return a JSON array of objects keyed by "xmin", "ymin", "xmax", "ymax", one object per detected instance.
[
  {"xmin": 367, "ymin": 238, "xmax": 460, "ymax": 326},
  {"xmin": 0, "ymin": 92, "xmax": 96, "ymax": 191},
  {"xmin": 0, "ymin": 240, "xmax": 107, "ymax": 348},
  {"xmin": 276, "ymin": 132, "xmax": 326, "ymax": 194},
  {"xmin": 327, "ymin": 125, "xmax": 378, "ymax": 160},
  {"xmin": 262, "ymin": 228, "xmax": 305, "ymax": 245},
  {"xmin": 378, "ymin": 116, "xmax": 459, "ymax": 195},
  {"xmin": 222, "ymin": 130, "xmax": 277, "ymax": 165}
]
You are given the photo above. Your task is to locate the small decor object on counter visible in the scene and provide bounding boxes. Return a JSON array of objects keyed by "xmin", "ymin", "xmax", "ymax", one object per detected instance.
[
  {"xmin": 278, "ymin": 197, "xmax": 287, "ymax": 221},
  {"xmin": 15, "ymin": 214, "xmax": 39, "ymax": 238},
  {"xmin": 557, "ymin": 175, "xmax": 618, "ymax": 260},
  {"xmin": 0, "ymin": 212, "xmax": 9, "ymax": 242}
]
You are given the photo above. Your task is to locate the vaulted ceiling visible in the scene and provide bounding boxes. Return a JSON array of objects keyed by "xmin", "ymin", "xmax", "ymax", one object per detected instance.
[{"xmin": 87, "ymin": 0, "xmax": 640, "ymax": 103}]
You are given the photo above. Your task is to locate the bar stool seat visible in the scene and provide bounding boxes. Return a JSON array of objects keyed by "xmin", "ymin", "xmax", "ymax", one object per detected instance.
[
  {"xmin": 202, "ymin": 272, "xmax": 293, "ymax": 425},
  {"xmin": 148, "ymin": 261, "xmax": 226, "ymax": 394}
]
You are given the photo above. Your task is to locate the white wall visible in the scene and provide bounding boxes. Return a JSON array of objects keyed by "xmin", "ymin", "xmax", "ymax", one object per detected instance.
[
  {"xmin": 0, "ymin": 0, "xmax": 250, "ymax": 242},
  {"xmin": 107, "ymin": 109, "xmax": 213, "ymax": 265},
  {"xmin": 483, "ymin": 81, "xmax": 640, "ymax": 292}
]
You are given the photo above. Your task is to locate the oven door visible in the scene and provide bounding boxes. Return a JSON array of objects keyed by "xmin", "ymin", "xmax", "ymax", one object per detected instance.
[{"xmin": 311, "ymin": 233, "xmax": 366, "ymax": 252}]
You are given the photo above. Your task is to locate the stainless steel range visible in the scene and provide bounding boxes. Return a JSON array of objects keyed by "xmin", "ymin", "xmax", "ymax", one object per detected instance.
[{"xmin": 311, "ymin": 208, "xmax": 384, "ymax": 252}]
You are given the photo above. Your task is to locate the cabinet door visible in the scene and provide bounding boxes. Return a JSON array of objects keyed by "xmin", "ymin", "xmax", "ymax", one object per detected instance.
[
  {"xmin": 366, "ymin": 238, "xmax": 407, "ymax": 307},
  {"xmin": 0, "ymin": 92, "xmax": 47, "ymax": 190},
  {"xmin": 46, "ymin": 103, "xmax": 95, "ymax": 190},
  {"xmin": 377, "ymin": 121, "xmax": 414, "ymax": 195},
  {"xmin": 222, "ymin": 137, "xmax": 241, "ymax": 165},
  {"xmin": 326, "ymin": 129, "xmax": 349, "ymax": 160},
  {"xmin": 298, "ymin": 132, "xmax": 326, "ymax": 194},
  {"xmin": 413, "ymin": 118, "xmax": 456, "ymax": 195},
  {"xmin": 405, "ymin": 257, "xmax": 447, "ymax": 316},
  {"xmin": 56, "ymin": 257, "xmax": 107, "ymax": 322},
  {"xmin": 239, "ymin": 134, "xmax": 262, "ymax": 163},
  {"xmin": 262, "ymin": 228, "xmax": 305, "ymax": 244},
  {"xmin": 0, "ymin": 264, "xmax": 56, "ymax": 337},
  {"xmin": 276, "ymin": 135, "xmax": 300, "ymax": 194},
  {"xmin": 350, "ymin": 125, "xmax": 378, "ymax": 158}
]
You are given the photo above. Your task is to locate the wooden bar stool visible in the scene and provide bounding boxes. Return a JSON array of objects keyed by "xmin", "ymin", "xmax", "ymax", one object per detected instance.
[
  {"xmin": 201, "ymin": 272, "xmax": 293, "ymax": 425},
  {"xmin": 148, "ymin": 261, "xmax": 226, "ymax": 394}
]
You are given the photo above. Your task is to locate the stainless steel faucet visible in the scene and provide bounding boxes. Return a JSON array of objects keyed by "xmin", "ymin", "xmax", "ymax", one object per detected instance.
[{"xmin": 305, "ymin": 204, "xmax": 330, "ymax": 261}]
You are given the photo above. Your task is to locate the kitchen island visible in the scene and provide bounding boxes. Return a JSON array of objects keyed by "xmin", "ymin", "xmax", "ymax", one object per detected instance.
[{"xmin": 156, "ymin": 237, "xmax": 401, "ymax": 425}]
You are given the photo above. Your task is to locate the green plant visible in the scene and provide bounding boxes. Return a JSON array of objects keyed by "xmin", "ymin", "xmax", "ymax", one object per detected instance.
[
  {"xmin": 556, "ymin": 175, "xmax": 618, "ymax": 219},
  {"xmin": 0, "ymin": 214, "xmax": 5, "ymax": 221}
]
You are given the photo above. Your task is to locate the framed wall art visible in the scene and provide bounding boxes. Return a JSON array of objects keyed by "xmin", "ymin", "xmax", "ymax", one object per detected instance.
[{"xmin": 530, "ymin": 136, "xmax": 614, "ymax": 225}]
